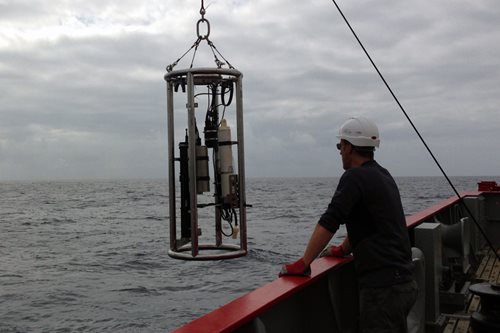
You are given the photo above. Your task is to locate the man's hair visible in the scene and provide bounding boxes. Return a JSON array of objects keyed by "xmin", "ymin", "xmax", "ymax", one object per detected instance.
[
  {"xmin": 341, "ymin": 139, "xmax": 375, "ymax": 159},
  {"xmin": 352, "ymin": 146, "xmax": 375, "ymax": 159}
]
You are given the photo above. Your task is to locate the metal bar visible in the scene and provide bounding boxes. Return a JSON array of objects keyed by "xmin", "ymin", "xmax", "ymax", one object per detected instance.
[
  {"xmin": 187, "ymin": 72, "xmax": 199, "ymax": 257},
  {"xmin": 235, "ymin": 75, "xmax": 247, "ymax": 252},
  {"xmin": 213, "ymin": 89, "xmax": 222, "ymax": 248},
  {"xmin": 167, "ymin": 82, "xmax": 177, "ymax": 251},
  {"xmin": 165, "ymin": 67, "xmax": 242, "ymax": 81}
]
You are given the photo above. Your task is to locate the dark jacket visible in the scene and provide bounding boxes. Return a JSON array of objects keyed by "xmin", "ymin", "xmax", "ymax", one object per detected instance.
[{"xmin": 318, "ymin": 160, "xmax": 414, "ymax": 288}]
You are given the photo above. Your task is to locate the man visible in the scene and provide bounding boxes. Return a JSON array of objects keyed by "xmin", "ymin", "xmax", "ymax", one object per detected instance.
[{"xmin": 279, "ymin": 117, "xmax": 417, "ymax": 333}]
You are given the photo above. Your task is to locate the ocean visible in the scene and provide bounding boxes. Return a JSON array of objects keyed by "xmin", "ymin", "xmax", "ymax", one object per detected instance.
[{"xmin": 0, "ymin": 176, "xmax": 497, "ymax": 332}]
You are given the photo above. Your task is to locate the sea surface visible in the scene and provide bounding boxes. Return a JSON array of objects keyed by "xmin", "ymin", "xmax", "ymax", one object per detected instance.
[{"xmin": 1, "ymin": 176, "xmax": 498, "ymax": 332}]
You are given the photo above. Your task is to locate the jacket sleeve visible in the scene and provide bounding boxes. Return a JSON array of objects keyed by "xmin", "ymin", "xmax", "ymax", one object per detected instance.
[{"xmin": 318, "ymin": 171, "xmax": 361, "ymax": 233}]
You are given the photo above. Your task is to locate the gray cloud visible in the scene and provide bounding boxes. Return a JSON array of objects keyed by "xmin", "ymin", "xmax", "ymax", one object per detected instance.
[{"xmin": 1, "ymin": 0, "xmax": 500, "ymax": 180}]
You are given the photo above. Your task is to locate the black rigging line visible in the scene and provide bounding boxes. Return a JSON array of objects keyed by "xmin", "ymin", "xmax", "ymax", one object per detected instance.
[{"xmin": 330, "ymin": 0, "xmax": 500, "ymax": 261}]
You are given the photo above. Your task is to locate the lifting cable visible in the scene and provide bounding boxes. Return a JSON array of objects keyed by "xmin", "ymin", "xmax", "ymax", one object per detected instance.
[{"xmin": 329, "ymin": 0, "xmax": 500, "ymax": 261}]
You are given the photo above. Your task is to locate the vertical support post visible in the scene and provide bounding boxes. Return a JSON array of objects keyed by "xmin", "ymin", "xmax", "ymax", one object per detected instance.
[
  {"xmin": 214, "ymin": 90, "xmax": 222, "ymax": 248},
  {"xmin": 187, "ymin": 72, "xmax": 199, "ymax": 257},
  {"xmin": 463, "ymin": 196, "xmax": 485, "ymax": 254},
  {"xmin": 167, "ymin": 82, "xmax": 176, "ymax": 251},
  {"xmin": 235, "ymin": 75, "xmax": 247, "ymax": 252},
  {"xmin": 415, "ymin": 223, "xmax": 442, "ymax": 324}
]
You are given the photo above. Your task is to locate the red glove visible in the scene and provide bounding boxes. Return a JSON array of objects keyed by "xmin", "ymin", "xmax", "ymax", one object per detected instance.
[
  {"xmin": 319, "ymin": 245, "xmax": 346, "ymax": 258},
  {"xmin": 279, "ymin": 258, "xmax": 311, "ymax": 277}
]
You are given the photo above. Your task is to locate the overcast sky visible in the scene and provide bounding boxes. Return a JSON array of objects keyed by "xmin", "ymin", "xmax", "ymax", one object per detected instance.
[{"xmin": 1, "ymin": 0, "xmax": 499, "ymax": 180}]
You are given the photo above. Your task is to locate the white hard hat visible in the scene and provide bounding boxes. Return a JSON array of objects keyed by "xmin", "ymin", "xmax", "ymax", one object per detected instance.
[{"xmin": 337, "ymin": 117, "xmax": 380, "ymax": 148}]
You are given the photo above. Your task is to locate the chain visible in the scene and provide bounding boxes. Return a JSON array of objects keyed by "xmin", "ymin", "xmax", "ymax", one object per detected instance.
[
  {"xmin": 166, "ymin": 1, "xmax": 235, "ymax": 72},
  {"xmin": 196, "ymin": 0, "xmax": 210, "ymax": 41}
]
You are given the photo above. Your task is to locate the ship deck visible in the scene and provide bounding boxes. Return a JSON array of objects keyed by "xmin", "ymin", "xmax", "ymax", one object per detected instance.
[{"xmin": 444, "ymin": 249, "xmax": 500, "ymax": 333}]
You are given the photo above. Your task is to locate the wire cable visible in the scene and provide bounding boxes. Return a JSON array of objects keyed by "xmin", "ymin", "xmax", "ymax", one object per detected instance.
[{"xmin": 330, "ymin": 0, "xmax": 499, "ymax": 261}]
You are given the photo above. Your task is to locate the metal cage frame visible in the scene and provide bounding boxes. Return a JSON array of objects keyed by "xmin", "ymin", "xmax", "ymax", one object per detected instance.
[{"xmin": 164, "ymin": 67, "xmax": 247, "ymax": 260}]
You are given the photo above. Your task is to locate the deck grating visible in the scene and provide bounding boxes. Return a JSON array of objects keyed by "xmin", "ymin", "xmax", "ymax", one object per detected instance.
[{"xmin": 443, "ymin": 249, "xmax": 499, "ymax": 333}]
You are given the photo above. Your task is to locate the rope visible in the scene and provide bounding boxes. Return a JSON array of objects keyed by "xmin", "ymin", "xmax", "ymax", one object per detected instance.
[
  {"xmin": 189, "ymin": 39, "xmax": 201, "ymax": 69},
  {"xmin": 166, "ymin": 38, "xmax": 201, "ymax": 72},
  {"xmin": 208, "ymin": 40, "xmax": 235, "ymax": 69},
  {"xmin": 329, "ymin": 0, "xmax": 500, "ymax": 261}
]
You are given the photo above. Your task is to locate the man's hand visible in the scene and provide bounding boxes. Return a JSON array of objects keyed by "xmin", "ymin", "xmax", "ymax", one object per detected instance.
[
  {"xmin": 319, "ymin": 244, "xmax": 346, "ymax": 258},
  {"xmin": 279, "ymin": 258, "xmax": 311, "ymax": 277}
]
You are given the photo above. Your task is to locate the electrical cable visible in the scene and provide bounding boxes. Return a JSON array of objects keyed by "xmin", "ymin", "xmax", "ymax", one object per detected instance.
[
  {"xmin": 220, "ymin": 208, "xmax": 235, "ymax": 237},
  {"xmin": 330, "ymin": 0, "xmax": 500, "ymax": 261},
  {"xmin": 232, "ymin": 208, "xmax": 238, "ymax": 226},
  {"xmin": 221, "ymin": 81, "xmax": 234, "ymax": 106}
]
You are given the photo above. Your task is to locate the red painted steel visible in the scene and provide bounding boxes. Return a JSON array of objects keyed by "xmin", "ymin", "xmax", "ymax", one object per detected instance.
[
  {"xmin": 405, "ymin": 191, "xmax": 479, "ymax": 228},
  {"xmin": 171, "ymin": 256, "xmax": 352, "ymax": 333},
  {"xmin": 478, "ymin": 181, "xmax": 500, "ymax": 191}
]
